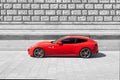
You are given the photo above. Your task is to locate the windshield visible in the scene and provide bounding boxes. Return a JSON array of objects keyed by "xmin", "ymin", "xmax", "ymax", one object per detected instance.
[{"xmin": 53, "ymin": 36, "xmax": 65, "ymax": 43}]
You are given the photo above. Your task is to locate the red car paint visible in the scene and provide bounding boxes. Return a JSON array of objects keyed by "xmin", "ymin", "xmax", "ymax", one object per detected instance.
[{"xmin": 28, "ymin": 36, "xmax": 98, "ymax": 57}]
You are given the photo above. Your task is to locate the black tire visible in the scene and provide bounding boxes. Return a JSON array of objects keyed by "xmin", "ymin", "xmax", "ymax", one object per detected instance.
[
  {"xmin": 34, "ymin": 48, "xmax": 45, "ymax": 58},
  {"xmin": 80, "ymin": 48, "xmax": 92, "ymax": 58}
]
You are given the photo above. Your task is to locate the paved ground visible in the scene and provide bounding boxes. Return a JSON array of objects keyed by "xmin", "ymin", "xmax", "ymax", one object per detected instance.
[{"xmin": 0, "ymin": 51, "xmax": 119, "ymax": 80}]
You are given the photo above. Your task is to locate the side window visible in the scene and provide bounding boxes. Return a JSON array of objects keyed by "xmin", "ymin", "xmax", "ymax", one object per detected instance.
[
  {"xmin": 62, "ymin": 38, "xmax": 76, "ymax": 44},
  {"xmin": 76, "ymin": 38, "xmax": 87, "ymax": 43}
]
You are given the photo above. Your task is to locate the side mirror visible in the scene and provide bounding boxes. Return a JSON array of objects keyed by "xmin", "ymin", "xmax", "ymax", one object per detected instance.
[
  {"xmin": 57, "ymin": 41, "xmax": 63, "ymax": 45},
  {"xmin": 51, "ymin": 41, "xmax": 54, "ymax": 43}
]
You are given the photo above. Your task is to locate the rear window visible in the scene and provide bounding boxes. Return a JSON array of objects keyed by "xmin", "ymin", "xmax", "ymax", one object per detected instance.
[{"xmin": 76, "ymin": 38, "xmax": 87, "ymax": 43}]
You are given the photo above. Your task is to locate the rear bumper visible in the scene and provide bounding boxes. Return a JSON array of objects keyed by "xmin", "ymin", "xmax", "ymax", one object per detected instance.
[
  {"xmin": 92, "ymin": 50, "xmax": 99, "ymax": 56},
  {"xmin": 92, "ymin": 46, "xmax": 99, "ymax": 53}
]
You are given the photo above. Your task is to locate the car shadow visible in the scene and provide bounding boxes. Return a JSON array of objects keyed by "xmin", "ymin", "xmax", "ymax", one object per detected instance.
[
  {"xmin": 91, "ymin": 52, "xmax": 106, "ymax": 58},
  {"xmin": 43, "ymin": 52, "xmax": 106, "ymax": 59}
]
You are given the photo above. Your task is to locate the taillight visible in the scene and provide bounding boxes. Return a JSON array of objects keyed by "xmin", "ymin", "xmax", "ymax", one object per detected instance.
[{"xmin": 94, "ymin": 44, "xmax": 98, "ymax": 50}]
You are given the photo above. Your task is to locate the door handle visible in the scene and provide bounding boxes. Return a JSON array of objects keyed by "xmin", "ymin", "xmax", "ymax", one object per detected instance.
[{"xmin": 48, "ymin": 46, "xmax": 54, "ymax": 48}]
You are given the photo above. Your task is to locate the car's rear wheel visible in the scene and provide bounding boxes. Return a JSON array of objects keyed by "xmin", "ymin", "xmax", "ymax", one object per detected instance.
[
  {"xmin": 80, "ymin": 48, "xmax": 92, "ymax": 58},
  {"xmin": 34, "ymin": 48, "xmax": 45, "ymax": 58}
]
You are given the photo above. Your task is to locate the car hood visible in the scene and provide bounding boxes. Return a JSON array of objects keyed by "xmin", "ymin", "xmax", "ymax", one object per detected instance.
[
  {"xmin": 32, "ymin": 41, "xmax": 52, "ymax": 47},
  {"xmin": 36, "ymin": 41, "xmax": 51, "ymax": 44}
]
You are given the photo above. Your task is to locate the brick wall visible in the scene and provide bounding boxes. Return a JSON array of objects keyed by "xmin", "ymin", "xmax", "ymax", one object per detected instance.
[{"xmin": 0, "ymin": 0, "xmax": 120, "ymax": 24}]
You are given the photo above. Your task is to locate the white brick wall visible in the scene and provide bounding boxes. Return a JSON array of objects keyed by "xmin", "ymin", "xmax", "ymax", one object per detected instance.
[
  {"xmin": 41, "ymin": 16, "xmax": 49, "ymax": 21},
  {"xmin": 87, "ymin": 16, "xmax": 94, "ymax": 21},
  {"xmin": 18, "ymin": 10, "xmax": 27, "ymax": 15},
  {"xmin": 23, "ymin": 16, "xmax": 30, "ymax": 21},
  {"xmin": 104, "ymin": 4, "xmax": 112, "ymax": 9},
  {"xmin": 76, "ymin": 4, "xmax": 84, "ymax": 9},
  {"xmin": 56, "ymin": 10, "xmax": 62, "ymax": 15},
  {"xmin": 72, "ymin": 0, "xmax": 81, "ymax": 3},
  {"xmin": 88, "ymin": 0, "xmax": 98, "ymax": 3},
  {"xmin": 0, "ymin": 0, "xmax": 120, "ymax": 23},
  {"xmin": 7, "ymin": 10, "xmax": 17, "ymax": 15},
  {"xmin": 95, "ymin": 4, "xmax": 103, "ymax": 9},
  {"xmin": 13, "ymin": 16, "xmax": 22, "ymax": 21},
  {"xmin": 59, "ymin": 16, "xmax": 67, "ymax": 21},
  {"xmin": 63, "ymin": 0, "xmax": 71, "ymax": 3},
  {"xmin": 50, "ymin": 4, "xmax": 58, "ymax": 9},
  {"xmin": 34, "ymin": 0, "xmax": 44, "ymax": 3},
  {"xmin": 59, "ymin": 4, "xmax": 67, "ymax": 9},
  {"xmin": 78, "ymin": 16, "xmax": 86, "ymax": 21},
  {"xmin": 50, "ymin": 16, "xmax": 58, "ymax": 21},
  {"xmin": 31, "ymin": 4, "xmax": 40, "ymax": 9},
  {"xmin": 34, "ymin": 10, "xmax": 44, "ymax": 15},
  {"xmin": 62, "ymin": 10, "xmax": 70, "ymax": 15},
  {"xmin": 56, "ymin": 0, "xmax": 62, "ymax": 3},
  {"xmin": 85, "ymin": 4, "xmax": 94, "ymax": 9},
  {"xmin": 41, "ymin": 4, "xmax": 49, "ymax": 9},
  {"xmin": 46, "ymin": 10, "xmax": 55, "ymax": 15},
  {"xmin": 18, "ymin": 0, "xmax": 27, "ymax": 3},
  {"xmin": 68, "ymin": 16, "xmax": 77, "ymax": 21},
  {"xmin": 110, "ymin": 10, "xmax": 116, "ymax": 15},
  {"xmin": 4, "ymin": 16, "xmax": 12, "ymax": 21},
  {"xmin": 71, "ymin": 10, "xmax": 81, "ymax": 15},
  {"xmin": 28, "ymin": 10, "xmax": 34, "ymax": 15},
  {"xmin": 82, "ymin": 10, "xmax": 87, "ymax": 15},
  {"xmin": 31, "ymin": 16, "xmax": 40, "ymax": 21},
  {"xmin": 4, "ymin": 4, "xmax": 12, "ymax": 9},
  {"xmin": 99, "ymin": 0, "xmax": 109, "ymax": 3},
  {"xmin": 22, "ymin": 4, "xmax": 30, "ymax": 9},
  {"xmin": 95, "ymin": 16, "xmax": 103, "ymax": 21},
  {"xmin": 82, "ymin": 0, "xmax": 87, "ymax": 3},
  {"xmin": 116, "ymin": 0, "xmax": 120, "ymax": 3},
  {"xmin": 116, "ymin": 10, "xmax": 120, "ymax": 15},
  {"xmin": 113, "ymin": 16, "xmax": 120, "ymax": 21},
  {"xmin": 13, "ymin": 4, "xmax": 21, "ymax": 9},
  {"xmin": 68, "ymin": 4, "xmax": 75, "ymax": 9},
  {"xmin": 88, "ymin": 10, "xmax": 98, "ymax": 15},
  {"xmin": 104, "ymin": 16, "xmax": 112, "ymax": 21},
  {"xmin": 45, "ymin": 0, "xmax": 56, "ymax": 3},
  {"xmin": 7, "ymin": 0, "xmax": 17, "ymax": 3},
  {"xmin": 1, "ymin": 10, "xmax": 6, "ymax": 15},
  {"xmin": 28, "ymin": 0, "xmax": 34, "ymax": 3},
  {"xmin": 99, "ymin": 10, "xmax": 109, "ymax": 15}
]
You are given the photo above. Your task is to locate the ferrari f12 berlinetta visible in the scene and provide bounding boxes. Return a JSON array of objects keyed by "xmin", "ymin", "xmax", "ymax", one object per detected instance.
[{"xmin": 28, "ymin": 36, "xmax": 98, "ymax": 58}]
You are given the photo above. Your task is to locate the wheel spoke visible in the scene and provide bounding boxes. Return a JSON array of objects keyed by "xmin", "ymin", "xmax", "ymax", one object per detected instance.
[
  {"xmin": 34, "ymin": 48, "xmax": 44, "ymax": 57},
  {"xmin": 40, "ymin": 50, "xmax": 43, "ymax": 53},
  {"xmin": 80, "ymin": 48, "xmax": 91, "ymax": 58}
]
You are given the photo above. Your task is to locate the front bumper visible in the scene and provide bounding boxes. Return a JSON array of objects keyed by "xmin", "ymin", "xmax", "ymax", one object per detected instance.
[{"xmin": 28, "ymin": 47, "xmax": 34, "ymax": 57}]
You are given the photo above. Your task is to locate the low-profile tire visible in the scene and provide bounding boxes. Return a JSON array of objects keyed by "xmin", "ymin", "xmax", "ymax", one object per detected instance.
[
  {"xmin": 33, "ymin": 48, "xmax": 45, "ymax": 58},
  {"xmin": 80, "ymin": 48, "xmax": 92, "ymax": 58}
]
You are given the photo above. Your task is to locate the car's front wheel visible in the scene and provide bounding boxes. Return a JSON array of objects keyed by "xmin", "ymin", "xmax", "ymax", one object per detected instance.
[
  {"xmin": 80, "ymin": 48, "xmax": 92, "ymax": 58},
  {"xmin": 34, "ymin": 48, "xmax": 45, "ymax": 58}
]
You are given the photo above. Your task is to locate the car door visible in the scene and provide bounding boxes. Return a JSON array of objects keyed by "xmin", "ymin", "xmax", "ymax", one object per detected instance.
[
  {"xmin": 55, "ymin": 38, "xmax": 76, "ymax": 56},
  {"xmin": 45, "ymin": 38, "xmax": 77, "ymax": 56}
]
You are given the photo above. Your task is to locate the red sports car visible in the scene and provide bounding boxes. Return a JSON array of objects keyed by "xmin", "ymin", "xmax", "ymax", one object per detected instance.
[{"xmin": 28, "ymin": 36, "xmax": 98, "ymax": 58}]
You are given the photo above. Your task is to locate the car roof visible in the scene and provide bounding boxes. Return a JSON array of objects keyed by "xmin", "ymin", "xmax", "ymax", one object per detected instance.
[{"xmin": 64, "ymin": 36, "xmax": 90, "ymax": 40}]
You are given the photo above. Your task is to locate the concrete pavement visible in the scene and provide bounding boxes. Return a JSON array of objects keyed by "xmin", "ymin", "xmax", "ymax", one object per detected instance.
[{"xmin": 0, "ymin": 51, "xmax": 119, "ymax": 80}]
